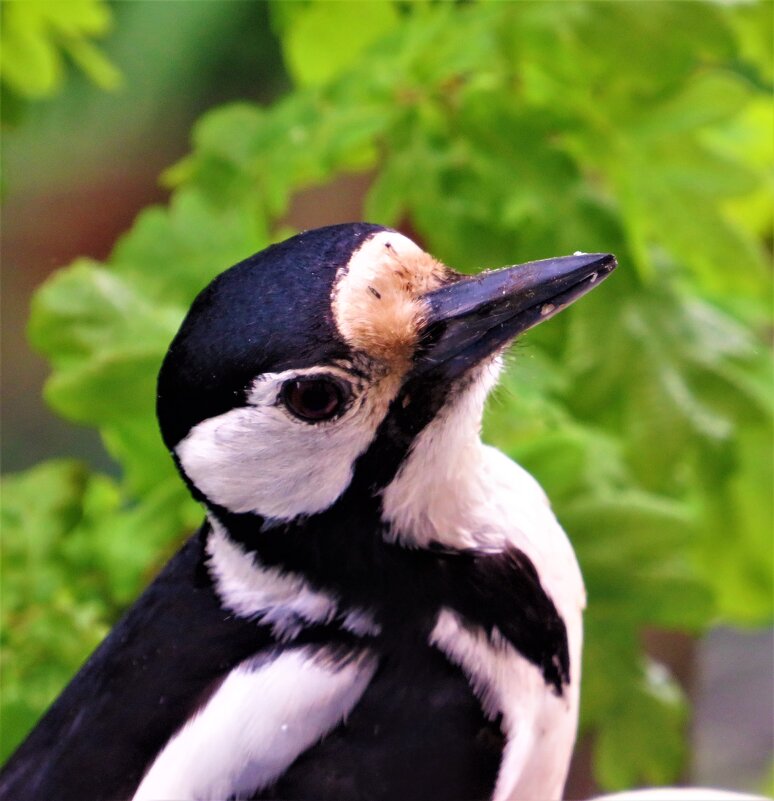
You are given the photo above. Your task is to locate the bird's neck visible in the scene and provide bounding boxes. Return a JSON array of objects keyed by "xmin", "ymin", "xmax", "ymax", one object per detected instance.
[{"xmin": 380, "ymin": 369, "xmax": 503, "ymax": 549}]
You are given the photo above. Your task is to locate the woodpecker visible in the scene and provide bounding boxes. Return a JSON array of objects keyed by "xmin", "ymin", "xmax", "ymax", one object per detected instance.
[{"xmin": 1, "ymin": 223, "xmax": 615, "ymax": 801}]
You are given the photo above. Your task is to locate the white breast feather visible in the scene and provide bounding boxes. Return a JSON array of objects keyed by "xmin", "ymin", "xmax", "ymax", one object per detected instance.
[{"xmin": 132, "ymin": 648, "xmax": 376, "ymax": 801}]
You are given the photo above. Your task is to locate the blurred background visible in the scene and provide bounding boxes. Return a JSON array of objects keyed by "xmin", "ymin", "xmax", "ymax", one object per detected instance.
[{"xmin": 1, "ymin": 1, "xmax": 772, "ymax": 797}]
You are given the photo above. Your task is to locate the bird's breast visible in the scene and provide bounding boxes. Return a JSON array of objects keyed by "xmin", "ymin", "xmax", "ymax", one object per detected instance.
[{"xmin": 253, "ymin": 634, "xmax": 504, "ymax": 801}]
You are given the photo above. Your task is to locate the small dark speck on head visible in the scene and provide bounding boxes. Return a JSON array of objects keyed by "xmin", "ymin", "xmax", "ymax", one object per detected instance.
[{"xmin": 368, "ymin": 285, "xmax": 382, "ymax": 300}]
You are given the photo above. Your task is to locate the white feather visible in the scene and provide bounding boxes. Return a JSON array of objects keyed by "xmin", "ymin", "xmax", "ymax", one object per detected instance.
[
  {"xmin": 206, "ymin": 519, "xmax": 379, "ymax": 638},
  {"xmin": 132, "ymin": 647, "xmax": 376, "ymax": 801},
  {"xmin": 176, "ymin": 366, "xmax": 390, "ymax": 522}
]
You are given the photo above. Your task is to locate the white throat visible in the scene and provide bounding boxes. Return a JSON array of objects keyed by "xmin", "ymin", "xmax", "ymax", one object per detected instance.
[{"xmin": 381, "ymin": 358, "xmax": 507, "ymax": 550}]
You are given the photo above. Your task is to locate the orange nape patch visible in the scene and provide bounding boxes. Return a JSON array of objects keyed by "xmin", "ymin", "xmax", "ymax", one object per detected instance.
[{"xmin": 332, "ymin": 232, "xmax": 451, "ymax": 367}]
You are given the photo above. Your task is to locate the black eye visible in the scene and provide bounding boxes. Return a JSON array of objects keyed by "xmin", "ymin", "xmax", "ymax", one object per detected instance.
[{"xmin": 280, "ymin": 377, "xmax": 349, "ymax": 422}]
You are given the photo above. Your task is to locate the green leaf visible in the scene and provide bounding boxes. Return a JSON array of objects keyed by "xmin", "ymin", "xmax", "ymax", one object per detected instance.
[
  {"xmin": 636, "ymin": 71, "xmax": 755, "ymax": 138},
  {"xmin": 594, "ymin": 659, "xmax": 687, "ymax": 790},
  {"xmin": 693, "ymin": 423, "xmax": 774, "ymax": 624},
  {"xmin": 43, "ymin": 349, "xmax": 162, "ymax": 425},
  {"xmin": 28, "ymin": 260, "xmax": 179, "ymax": 366},
  {"xmin": 728, "ymin": 0, "xmax": 773, "ymax": 86},
  {"xmin": 1, "ymin": 460, "xmax": 199, "ymax": 760},
  {"xmin": 27, "ymin": 260, "xmax": 179, "ymax": 438},
  {"xmin": 0, "ymin": 461, "xmax": 117, "ymax": 760},
  {"xmin": 0, "ymin": 2, "xmax": 61, "ymax": 97},
  {"xmin": 0, "ymin": 0, "xmax": 119, "ymax": 99},
  {"xmin": 61, "ymin": 34, "xmax": 120, "ymax": 91},
  {"xmin": 110, "ymin": 189, "xmax": 270, "ymax": 306},
  {"xmin": 282, "ymin": 0, "xmax": 399, "ymax": 88},
  {"xmin": 565, "ymin": 491, "xmax": 696, "ymax": 565}
]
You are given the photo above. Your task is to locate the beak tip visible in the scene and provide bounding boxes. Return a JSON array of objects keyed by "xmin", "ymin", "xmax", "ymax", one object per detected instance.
[
  {"xmin": 584, "ymin": 252, "xmax": 617, "ymax": 281},
  {"xmin": 571, "ymin": 250, "xmax": 617, "ymax": 269}
]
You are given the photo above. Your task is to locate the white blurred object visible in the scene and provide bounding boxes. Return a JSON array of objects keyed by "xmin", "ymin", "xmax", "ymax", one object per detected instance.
[{"xmin": 589, "ymin": 788, "xmax": 769, "ymax": 801}]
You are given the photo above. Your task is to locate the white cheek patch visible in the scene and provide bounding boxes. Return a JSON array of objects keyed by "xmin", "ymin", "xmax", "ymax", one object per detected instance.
[
  {"xmin": 175, "ymin": 367, "xmax": 394, "ymax": 521},
  {"xmin": 132, "ymin": 646, "xmax": 376, "ymax": 801}
]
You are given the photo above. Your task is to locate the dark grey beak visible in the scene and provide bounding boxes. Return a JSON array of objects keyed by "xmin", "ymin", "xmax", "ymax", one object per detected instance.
[{"xmin": 412, "ymin": 253, "xmax": 617, "ymax": 380}]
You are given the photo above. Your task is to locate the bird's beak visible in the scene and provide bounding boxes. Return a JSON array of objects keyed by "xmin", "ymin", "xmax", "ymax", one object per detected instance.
[{"xmin": 412, "ymin": 253, "xmax": 617, "ymax": 380}]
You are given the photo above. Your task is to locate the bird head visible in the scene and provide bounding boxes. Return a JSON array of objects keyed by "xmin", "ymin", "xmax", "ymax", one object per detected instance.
[{"xmin": 157, "ymin": 223, "xmax": 615, "ymax": 531}]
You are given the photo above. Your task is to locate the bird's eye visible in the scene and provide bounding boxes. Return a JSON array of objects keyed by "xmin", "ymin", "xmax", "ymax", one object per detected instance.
[{"xmin": 280, "ymin": 377, "xmax": 350, "ymax": 423}]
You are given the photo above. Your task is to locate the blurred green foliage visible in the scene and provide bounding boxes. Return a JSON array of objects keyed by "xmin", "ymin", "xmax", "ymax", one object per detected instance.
[
  {"xmin": 0, "ymin": 0, "xmax": 119, "ymax": 123},
  {"xmin": 1, "ymin": 0, "xmax": 772, "ymax": 790}
]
